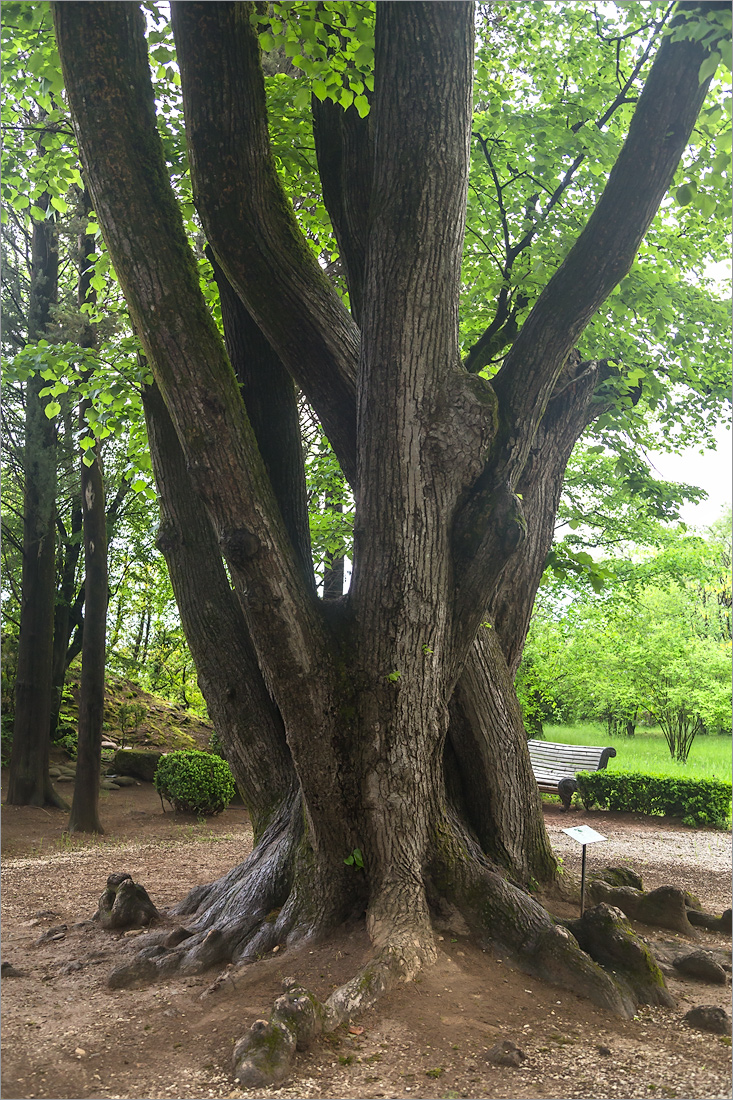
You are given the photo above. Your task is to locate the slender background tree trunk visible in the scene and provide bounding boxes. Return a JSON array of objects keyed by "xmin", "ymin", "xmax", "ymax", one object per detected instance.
[{"xmin": 8, "ymin": 197, "xmax": 64, "ymax": 808}]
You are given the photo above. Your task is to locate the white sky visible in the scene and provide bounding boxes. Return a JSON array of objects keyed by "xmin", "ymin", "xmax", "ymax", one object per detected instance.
[
  {"xmin": 649, "ymin": 422, "xmax": 732, "ymax": 531},
  {"xmin": 650, "ymin": 259, "xmax": 732, "ymax": 533}
]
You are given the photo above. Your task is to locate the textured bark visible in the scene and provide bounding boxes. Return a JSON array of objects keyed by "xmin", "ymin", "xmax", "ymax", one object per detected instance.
[
  {"xmin": 452, "ymin": 16, "xmax": 718, "ymax": 641},
  {"xmin": 8, "ymin": 200, "xmax": 65, "ymax": 808},
  {"xmin": 54, "ymin": 3, "xmax": 355, "ymax": 914},
  {"xmin": 311, "ymin": 97, "xmax": 373, "ymax": 324},
  {"xmin": 170, "ymin": 0, "xmax": 359, "ymax": 483},
  {"xmin": 350, "ymin": 1, "xmax": 477, "ymax": 951},
  {"xmin": 67, "ymin": 442, "xmax": 107, "ymax": 833},
  {"xmin": 49, "ymin": 490, "xmax": 82, "ymax": 738},
  {"xmin": 206, "ymin": 248, "xmax": 313, "ymax": 589},
  {"xmin": 68, "ymin": 203, "xmax": 107, "ymax": 834},
  {"xmin": 54, "ymin": 0, "xmax": 717, "ymax": 1025},
  {"xmin": 488, "ymin": 354, "xmax": 619, "ymax": 676},
  {"xmin": 142, "ymin": 381, "xmax": 297, "ymax": 840}
]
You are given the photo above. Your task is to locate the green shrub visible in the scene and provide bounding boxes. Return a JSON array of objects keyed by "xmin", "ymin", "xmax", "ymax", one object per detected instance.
[
  {"xmin": 153, "ymin": 749, "xmax": 235, "ymax": 815},
  {"xmin": 576, "ymin": 770, "xmax": 732, "ymax": 828}
]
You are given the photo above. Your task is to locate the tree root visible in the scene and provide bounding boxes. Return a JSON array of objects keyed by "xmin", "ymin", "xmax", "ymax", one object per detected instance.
[
  {"xmin": 587, "ymin": 881, "xmax": 694, "ymax": 934},
  {"xmin": 428, "ymin": 819, "xmax": 675, "ymax": 1019},
  {"xmin": 565, "ymin": 904, "xmax": 674, "ymax": 1008},
  {"xmin": 105, "ymin": 802, "xmax": 359, "ymax": 989},
  {"xmin": 232, "ymin": 928, "xmax": 436, "ymax": 1088},
  {"xmin": 93, "ymin": 873, "xmax": 160, "ymax": 930}
]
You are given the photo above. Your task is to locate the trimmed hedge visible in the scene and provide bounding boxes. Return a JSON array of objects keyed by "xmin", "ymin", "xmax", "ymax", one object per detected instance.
[
  {"xmin": 154, "ymin": 749, "xmax": 235, "ymax": 816},
  {"xmin": 576, "ymin": 770, "xmax": 732, "ymax": 828}
]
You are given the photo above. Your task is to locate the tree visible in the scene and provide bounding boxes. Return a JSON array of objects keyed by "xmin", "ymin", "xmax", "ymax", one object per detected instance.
[
  {"xmin": 523, "ymin": 521, "xmax": 733, "ymax": 755},
  {"xmin": 51, "ymin": 0, "xmax": 728, "ymax": 1034},
  {"xmin": 6, "ymin": 196, "xmax": 66, "ymax": 807},
  {"xmin": 68, "ymin": 195, "xmax": 107, "ymax": 833}
]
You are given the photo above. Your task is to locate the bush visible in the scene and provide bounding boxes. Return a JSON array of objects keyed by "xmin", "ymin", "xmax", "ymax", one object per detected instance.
[
  {"xmin": 576, "ymin": 770, "xmax": 732, "ymax": 828},
  {"xmin": 154, "ymin": 749, "xmax": 235, "ymax": 815}
]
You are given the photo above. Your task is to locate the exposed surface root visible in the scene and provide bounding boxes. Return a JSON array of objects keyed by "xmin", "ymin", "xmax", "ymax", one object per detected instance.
[
  {"xmin": 231, "ymin": 925, "xmax": 437, "ymax": 1089},
  {"xmin": 107, "ymin": 806, "xmax": 303, "ymax": 987},
  {"xmin": 587, "ymin": 881, "xmax": 695, "ymax": 934},
  {"xmin": 232, "ymin": 978, "xmax": 332, "ymax": 1088},
  {"xmin": 428, "ymin": 818, "xmax": 672, "ymax": 1020},
  {"xmin": 93, "ymin": 872, "xmax": 160, "ymax": 930},
  {"xmin": 566, "ymin": 903, "xmax": 674, "ymax": 1008}
]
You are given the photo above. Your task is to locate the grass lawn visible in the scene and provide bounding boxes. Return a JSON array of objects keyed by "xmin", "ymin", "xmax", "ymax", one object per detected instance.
[{"xmin": 543, "ymin": 721, "xmax": 732, "ymax": 783}]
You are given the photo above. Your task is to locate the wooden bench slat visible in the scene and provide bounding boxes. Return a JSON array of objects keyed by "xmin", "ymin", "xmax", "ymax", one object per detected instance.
[{"xmin": 527, "ymin": 739, "xmax": 616, "ymax": 810}]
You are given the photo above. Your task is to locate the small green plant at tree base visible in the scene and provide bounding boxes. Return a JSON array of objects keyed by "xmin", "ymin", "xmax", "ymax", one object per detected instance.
[
  {"xmin": 344, "ymin": 847, "xmax": 364, "ymax": 869},
  {"xmin": 425, "ymin": 1066, "xmax": 444, "ymax": 1078},
  {"xmin": 386, "ymin": 670, "xmax": 401, "ymax": 682},
  {"xmin": 154, "ymin": 749, "xmax": 235, "ymax": 815}
]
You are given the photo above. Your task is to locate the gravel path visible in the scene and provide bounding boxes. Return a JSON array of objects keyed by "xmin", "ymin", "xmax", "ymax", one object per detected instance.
[{"xmin": 544, "ymin": 808, "xmax": 731, "ymax": 912}]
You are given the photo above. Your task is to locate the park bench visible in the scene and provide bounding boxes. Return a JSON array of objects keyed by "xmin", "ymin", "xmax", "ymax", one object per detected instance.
[{"xmin": 527, "ymin": 739, "xmax": 616, "ymax": 811}]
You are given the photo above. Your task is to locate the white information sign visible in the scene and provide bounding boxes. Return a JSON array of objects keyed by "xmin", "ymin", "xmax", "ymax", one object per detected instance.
[{"xmin": 562, "ymin": 825, "xmax": 606, "ymax": 845}]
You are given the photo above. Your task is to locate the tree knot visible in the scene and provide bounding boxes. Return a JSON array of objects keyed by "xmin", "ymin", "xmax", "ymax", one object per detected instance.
[{"xmin": 220, "ymin": 526, "xmax": 260, "ymax": 566}]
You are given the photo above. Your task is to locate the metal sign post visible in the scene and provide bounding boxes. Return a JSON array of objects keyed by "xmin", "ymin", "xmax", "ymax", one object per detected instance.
[{"xmin": 562, "ymin": 825, "xmax": 607, "ymax": 916}]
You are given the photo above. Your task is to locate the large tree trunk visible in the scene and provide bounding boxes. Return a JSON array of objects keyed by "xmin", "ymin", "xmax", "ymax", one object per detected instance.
[
  {"xmin": 7, "ymin": 198, "xmax": 66, "ymax": 808},
  {"xmin": 54, "ymin": 0, "xmax": 717, "ymax": 1036}
]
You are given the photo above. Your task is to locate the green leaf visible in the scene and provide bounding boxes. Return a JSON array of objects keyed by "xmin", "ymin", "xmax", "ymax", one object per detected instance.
[
  {"xmin": 50, "ymin": 195, "xmax": 68, "ymax": 213},
  {"xmin": 258, "ymin": 31, "xmax": 275, "ymax": 52},
  {"xmin": 44, "ymin": 400, "xmax": 61, "ymax": 419},
  {"xmin": 699, "ymin": 52, "xmax": 721, "ymax": 86},
  {"xmin": 354, "ymin": 94, "xmax": 369, "ymax": 118},
  {"xmin": 293, "ymin": 85, "xmax": 310, "ymax": 111},
  {"xmin": 675, "ymin": 183, "xmax": 696, "ymax": 206}
]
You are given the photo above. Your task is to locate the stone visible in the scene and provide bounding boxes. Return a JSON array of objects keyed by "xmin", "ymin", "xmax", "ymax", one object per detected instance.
[
  {"xmin": 683, "ymin": 1005, "xmax": 731, "ymax": 1035},
  {"xmin": 486, "ymin": 1040, "xmax": 526, "ymax": 1067},
  {"xmin": 35, "ymin": 924, "xmax": 68, "ymax": 945},
  {"xmin": 673, "ymin": 951, "xmax": 727, "ymax": 985},
  {"xmin": 59, "ymin": 960, "xmax": 85, "ymax": 975},
  {"xmin": 111, "ymin": 776, "xmax": 139, "ymax": 787},
  {"xmin": 113, "ymin": 749, "xmax": 165, "ymax": 783},
  {"xmin": 1, "ymin": 962, "xmax": 26, "ymax": 978}
]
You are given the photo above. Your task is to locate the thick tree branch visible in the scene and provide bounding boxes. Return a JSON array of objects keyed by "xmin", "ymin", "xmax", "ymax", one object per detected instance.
[
  {"xmin": 143, "ymin": 382, "xmax": 297, "ymax": 839},
  {"xmin": 206, "ymin": 248, "xmax": 315, "ymax": 590},
  {"xmin": 452, "ymin": 9, "xmax": 717, "ymax": 647},
  {"xmin": 487, "ymin": 355, "xmax": 619, "ymax": 676},
  {"xmin": 170, "ymin": 1, "xmax": 359, "ymax": 483},
  {"xmin": 53, "ymin": 1, "xmax": 352, "ymax": 865},
  {"xmin": 464, "ymin": 7, "xmax": 672, "ymax": 377},
  {"xmin": 311, "ymin": 97, "xmax": 373, "ymax": 326}
]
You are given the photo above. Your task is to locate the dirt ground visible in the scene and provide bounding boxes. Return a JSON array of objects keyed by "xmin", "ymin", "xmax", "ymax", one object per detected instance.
[{"xmin": 1, "ymin": 774, "xmax": 731, "ymax": 1100}]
